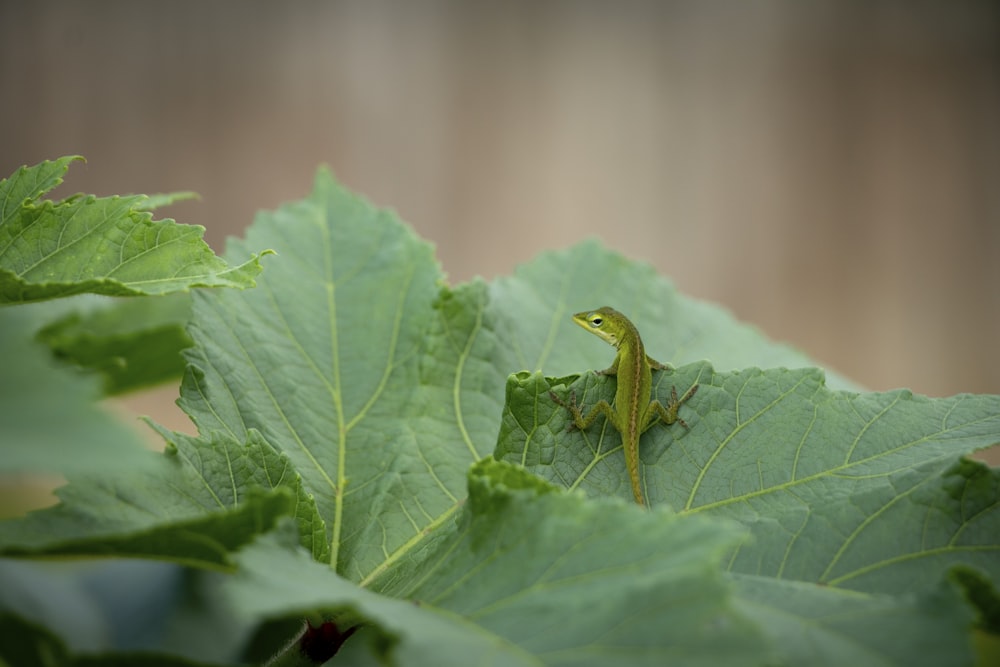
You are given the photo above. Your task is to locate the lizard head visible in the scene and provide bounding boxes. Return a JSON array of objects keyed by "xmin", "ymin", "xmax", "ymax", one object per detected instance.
[{"xmin": 571, "ymin": 306, "xmax": 628, "ymax": 348}]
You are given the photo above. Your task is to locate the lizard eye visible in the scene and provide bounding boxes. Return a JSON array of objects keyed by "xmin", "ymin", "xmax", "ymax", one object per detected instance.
[{"xmin": 589, "ymin": 317, "xmax": 603, "ymax": 327}]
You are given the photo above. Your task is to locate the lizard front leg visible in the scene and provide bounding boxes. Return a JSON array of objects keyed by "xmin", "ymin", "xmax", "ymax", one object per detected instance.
[{"xmin": 549, "ymin": 391, "xmax": 617, "ymax": 432}]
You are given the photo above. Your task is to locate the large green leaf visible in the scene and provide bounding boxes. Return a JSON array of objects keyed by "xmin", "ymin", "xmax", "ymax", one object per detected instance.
[
  {"xmin": 220, "ymin": 461, "xmax": 770, "ymax": 667},
  {"xmin": 176, "ymin": 172, "xmax": 480, "ymax": 581},
  {"xmin": 0, "ymin": 157, "xmax": 268, "ymax": 304},
  {"xmin": 498, "ymin": 366, "xmax": 1000, "ymax": 596},
  {"xmin": 487, "ymin": 238, "xmax": 860, "ymax": 390},
  {"xmin": 175, "ymin": 168, "xmax": 859, "ymax": 584}
]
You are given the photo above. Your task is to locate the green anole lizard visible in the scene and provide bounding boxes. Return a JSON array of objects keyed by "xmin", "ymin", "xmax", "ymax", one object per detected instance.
[{"xmin": 549, "ymin": 307, "xmax": 698, "ymax": 506}]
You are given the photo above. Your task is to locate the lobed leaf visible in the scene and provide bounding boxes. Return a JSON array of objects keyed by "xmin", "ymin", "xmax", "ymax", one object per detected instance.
[
  {"xmin": 176, "ymin": 171, "xmax": 506, "ymax": 583},
  {"xmin": 499, "ymin": 365, "xmax": 1000, "ymax": 596},
  {"xmin": 0, "ymin": 157, "xmax": 268, "ymax": 304}
]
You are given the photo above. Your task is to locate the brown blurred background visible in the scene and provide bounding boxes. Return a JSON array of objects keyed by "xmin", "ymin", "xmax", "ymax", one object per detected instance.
[{"xmin": 2, "ymin": 2, "xmax": 999, "ymax": 451}]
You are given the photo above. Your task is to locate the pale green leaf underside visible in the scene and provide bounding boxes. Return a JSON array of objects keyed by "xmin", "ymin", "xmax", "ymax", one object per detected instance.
[
  {"xmin": 0, "ymin": 157, "xmax": 267, "ymax": 304},
  {"xmin": 177, "ymin": 169, "xmax": 485, "ymax": 583},
  {"xmin": 498, "ymin": 365, "xmax": 1000, "ymax": 595}
]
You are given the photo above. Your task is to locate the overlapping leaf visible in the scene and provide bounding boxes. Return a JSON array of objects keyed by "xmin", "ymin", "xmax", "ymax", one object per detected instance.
[
  {"xmin": 0, "ymin": 157, "xmax": 267, "ymax": 304},
  {"xmin": 36, "ymin": 293, "xmax": 193, "ymax": 395},
  {"xmin": 219, "ymin": 461, "xmax": 770, "ymax": 667}
]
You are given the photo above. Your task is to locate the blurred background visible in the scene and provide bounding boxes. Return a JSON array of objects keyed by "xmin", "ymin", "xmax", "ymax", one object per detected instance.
[{"xmin": 2, "ymin": 2, "xmax": 999, "ymax": 445}]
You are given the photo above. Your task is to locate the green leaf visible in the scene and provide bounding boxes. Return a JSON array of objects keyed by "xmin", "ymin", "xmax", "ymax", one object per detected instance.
[
  {"xmin": 731, "ymin": 573, "xmax": 975, "ymax": 667},
  {"xmin": 0, "ymin": 610, "xmax": 235, "ymax": 667},
  {"xmin": 3, "ymin": 166, "xmax": 994, "ymax": 664},
  {"xmin": 487, "ymin": 238, "xmax": 860, "ymax": 391},
  {"xmin": 499, "ymin": 366, "xmax": 1000, "ymax": 595},
  {"xmin": 220, "ymin": 528, "xmax": 538, "ymax": 667},
  {"xmin": 148, "ymin": 426, "xmax": 330, "ymax": 563},
  {"xmin": 0, "ymin": 557, "xmax": 242, "ymax": 666},
  {"xmin": 221, "ymin": 461, "xmax": 770, "ymax": 667},
  {"xmin": 35, "ymin": 293, "xmax": 193, "ymax": 395},
  {"xmin": 177, "ymin": 169, "xmax": 493, "ymax": 582},
  {"xmin": 0, "ymin": 612, "xmax": 73, "ymax": 667},
  {"xmin": 404, "ymin": 459, "xmax": 769, "ymax": 665},
  {"xmin": 0, "ymin": 157, "xmax": 269, "ymax": 304},
  {"xmin": 0, "ymin": 304, "xmax": 154, "ymax": 476},
  {"xmin": 176, "ymin": 168, "xmax": 849, "ymax": 586},
  {"xmin": 0, "ymin": 432, "xmax": 298, "ymax": 569}
]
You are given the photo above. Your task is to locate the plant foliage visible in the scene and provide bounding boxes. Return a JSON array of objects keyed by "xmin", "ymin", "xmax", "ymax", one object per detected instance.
[{"xmin": 0, "ymin": 158, "xmax": 997, "ymax": 666}]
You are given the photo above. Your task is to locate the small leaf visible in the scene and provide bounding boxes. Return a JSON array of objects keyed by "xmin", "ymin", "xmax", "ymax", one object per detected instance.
[
  {"xmin": 149, "ymin": 426, "xmax": 330, "ymax": 563},
  {"xmin": 0, "ymin": 432, "xmax": 299, "ymax": 569},
  {"xmin": 36, "ymin": 293, "xmax": 193, "ymax": 395},
  {"xmin": 0, "ymin": 157, "xmax": 269, "ymax": 304}
]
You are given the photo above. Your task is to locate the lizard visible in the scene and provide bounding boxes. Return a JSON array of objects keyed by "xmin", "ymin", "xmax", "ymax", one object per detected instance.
[{"xmin": 549, "ymin": 306, "xmax": 698, "ymax": 506}]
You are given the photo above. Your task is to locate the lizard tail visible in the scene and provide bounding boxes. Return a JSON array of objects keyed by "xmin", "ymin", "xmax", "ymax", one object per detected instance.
[{"xmin": 626, "ymin": 446, "xmax": 645, "ymax": 506}]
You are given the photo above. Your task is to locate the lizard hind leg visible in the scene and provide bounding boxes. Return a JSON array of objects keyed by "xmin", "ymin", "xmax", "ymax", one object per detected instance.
[{"xmin": 646, "ymin": 383, "xmax": 699, "ymax": 430}]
